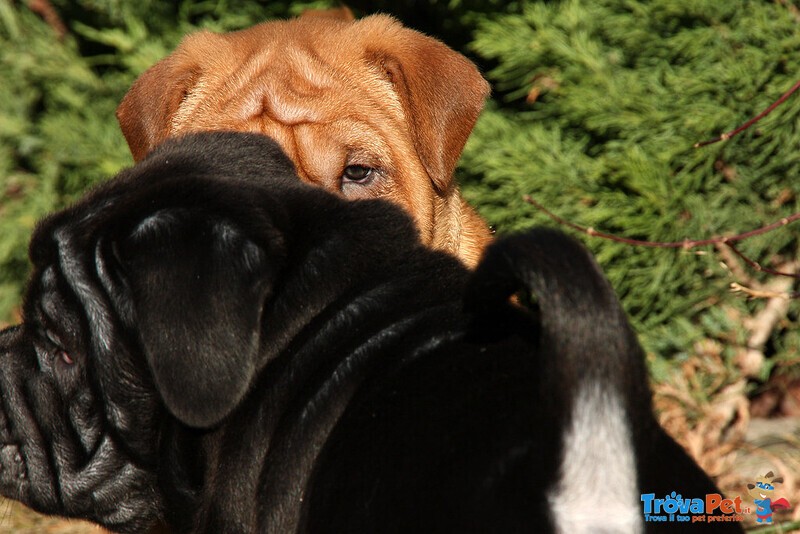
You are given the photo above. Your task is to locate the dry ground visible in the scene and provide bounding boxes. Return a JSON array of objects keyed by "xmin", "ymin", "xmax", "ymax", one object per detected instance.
[{"xmin": 0, "ymin": 499, "xmax": 104, "ymax": 533}]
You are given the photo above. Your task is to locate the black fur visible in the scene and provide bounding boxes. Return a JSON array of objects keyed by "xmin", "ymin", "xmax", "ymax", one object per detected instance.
[{"xmin": 0, "ymin": 132, "xmax": 741, "ymax": 533}]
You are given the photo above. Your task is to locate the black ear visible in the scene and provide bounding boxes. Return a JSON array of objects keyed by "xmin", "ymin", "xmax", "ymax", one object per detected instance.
[{"xmin": 114, "ymin": 208, "xmax": 281, "ymax": 428}]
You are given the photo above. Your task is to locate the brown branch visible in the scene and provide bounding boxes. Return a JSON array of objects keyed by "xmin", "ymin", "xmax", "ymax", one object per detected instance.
[
  {"xmin": 694, "ymin": 79, "xmax": 800, "ymax": 148},
  {"xmin": 26, "ymin": 0, "xmax": 67, "ymax": 40},
  {"xmin": 522, "ymin": 195, "xmax": 800, "ymax": 280},
  {"xmin": 714, "ymin": 242, "xmax": 755, "ymax": 286},
  {"xmin": 724, "ymin": 242, "xmax": 800, "ymax": 279}
]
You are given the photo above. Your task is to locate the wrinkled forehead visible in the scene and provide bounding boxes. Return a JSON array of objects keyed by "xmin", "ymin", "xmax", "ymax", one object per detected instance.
[
  {"xmin": 173, "ymin": 18, "xmax": 404, "ymax": 129},
  {"xmin": 25, "ymin": 222, "xmax": 113, "ymax": 342},
  {"xmin": 170, "ymin": 32, "xmax": 407, "ymax": 187}
]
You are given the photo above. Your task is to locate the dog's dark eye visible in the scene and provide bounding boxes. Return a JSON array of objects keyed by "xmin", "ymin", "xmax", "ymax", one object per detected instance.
[
  {"xmin": 56, "ymin": 350, "xmax": 74, "ymax": 366},
  {"xmin": 342, "ymin": 165, "xmax": 374, "ymax": 184}
]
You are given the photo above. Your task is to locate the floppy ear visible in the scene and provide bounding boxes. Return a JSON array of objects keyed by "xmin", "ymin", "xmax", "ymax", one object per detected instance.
[
  {"xmin": 366, "ymin": 22, "xmax": 490, "ymax": 192},
  {"xmin": 113, "ymin": 208, "xmax": 280, "ymax": 428},
  {"xmin": 116, "ymin": 32, "xmax": 223, "ymax": 161}
]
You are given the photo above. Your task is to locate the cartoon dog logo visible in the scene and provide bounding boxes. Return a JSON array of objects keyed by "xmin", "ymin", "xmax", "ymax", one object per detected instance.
[{"xmin": 746, "ymin": 471, "xmax": 791, "ymax": 524}]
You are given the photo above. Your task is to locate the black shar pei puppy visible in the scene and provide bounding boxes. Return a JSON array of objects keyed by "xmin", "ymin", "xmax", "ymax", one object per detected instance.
[{"xmin": 0, "ymin": 132, "xmax": 741, "ymax": 533}]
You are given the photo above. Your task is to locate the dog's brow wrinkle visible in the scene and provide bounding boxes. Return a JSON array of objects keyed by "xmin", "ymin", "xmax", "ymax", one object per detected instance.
[
  {"xmin": 41, "ymin": 266, "xmax": 57, "ymax": 288},
  {"xmin": 131, "ymin": 210, "xmax": 181, "ymax": 239},
  {"xmin": 241, "ymin": 241, "xmax": 265, "ymax": 271},
  {"xmin": 362, "ymin": 62, "xmax": 405, "ymax": 122},
  {"xmin": 69, "ymin": 389, "xmax": 102, "ymax": 456},
  {"xmin": 213, "ymin": 220, "xmax": 237, "ymax": 241},
  {"xmin": 258, "ymin": 56, "xmax": 336, "ymax": 126},
  {"xmin": 94, "ymin": 240, "xmax": 134, "ymax": 322},
  {"xmin": 212, "ymin": 221, "xmax": 266, "ymax": 270},
  {"xmin": 171, "ymin": 79, "xmax": 208, "ymax": 134},
  {"xmin": 239, "ymin": 91, "xmax": 264, "ymax": 121},
  {"xmin": 264, "ymin": 90, "xmax": 324, "ymax": 125},
  {"xmin": 54, "ymin": 228, "xmax": 114, "ymax": 353},
  {"xmin": 292, "ymin": 49, "xmax": 336, "ymax": 89}
]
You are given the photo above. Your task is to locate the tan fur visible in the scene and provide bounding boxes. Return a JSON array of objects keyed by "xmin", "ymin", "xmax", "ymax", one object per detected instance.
[{"xmin": 117, "ymin": 14, "xmax": 492, "ymax": 266}]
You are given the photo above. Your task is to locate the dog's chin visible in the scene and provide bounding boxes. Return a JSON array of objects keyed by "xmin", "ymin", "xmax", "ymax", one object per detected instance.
[
  {"xmin": 0, "ymin": 429, "xmax": 162, "ymax": 533},
  {"xmin": 0, "ymin": 343, "xmax": 54, "ymax": 513},
  {"xmin": 0, "ymin": 422, "xmax": 61, "ymax": 524}
]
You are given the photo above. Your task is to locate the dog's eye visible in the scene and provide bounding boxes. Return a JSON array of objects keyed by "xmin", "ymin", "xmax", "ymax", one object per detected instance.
[
  {"xmin": 342, "ymin": 165, "xmax": 374, "ymax": 184},
  {"xmin": 55, "ymin": 350, "xmax": 74, "ymax": 366}
]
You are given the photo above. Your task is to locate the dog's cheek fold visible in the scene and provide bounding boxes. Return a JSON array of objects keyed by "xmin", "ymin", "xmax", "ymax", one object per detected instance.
[
  {"xmin": 92, "ymin": 239, "xmax": 142, "ymax": 357},
  {"xmin": 67, "ymin": 388, "xmax": 103, "ymax": 458}
]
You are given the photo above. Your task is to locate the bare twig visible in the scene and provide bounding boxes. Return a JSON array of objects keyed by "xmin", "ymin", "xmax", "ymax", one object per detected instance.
[
  {"xmin": 730, "ymin": 283, "xmax": 798, "ymax": 300},
  {"xmin": 694, "ymin": 79, "xmax": 800, "ymax": 148},
  {"xmin": 26, "ymin": 0, "xmax": 67, "ymax": 40},
  {"xmin": 715, "ymin": 242, "xmax": 756, "ymax": 286},
  {"xmin": 523, "ymin": 195, "xmax": 800, "ymax": 280},
  {"xmin": 724, "ymin": 243, "xmax": 800, "ymax": 279}
]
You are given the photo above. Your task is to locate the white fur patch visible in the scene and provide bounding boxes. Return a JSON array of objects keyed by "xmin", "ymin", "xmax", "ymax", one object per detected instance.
[{"xmin": 548, "ymin": 385, "xmax": 643, "ymax": 533}]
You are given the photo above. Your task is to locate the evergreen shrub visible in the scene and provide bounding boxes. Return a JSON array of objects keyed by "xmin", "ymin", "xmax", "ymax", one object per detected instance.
[{"xmin": 461, "ymin": 0, "xmax": 800, "ymax": 382}]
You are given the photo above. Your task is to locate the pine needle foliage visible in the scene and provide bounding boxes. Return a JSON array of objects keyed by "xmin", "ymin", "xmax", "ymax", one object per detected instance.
[{"xmin": 461, "ymin": 0, "xmax": 800, "ymax": 371}]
